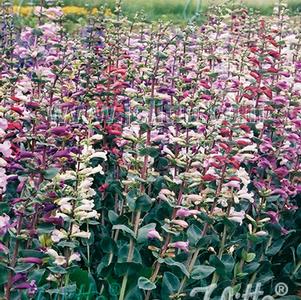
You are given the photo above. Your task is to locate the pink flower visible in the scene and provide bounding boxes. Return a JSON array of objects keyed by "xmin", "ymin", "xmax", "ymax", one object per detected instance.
[
  {"xmin": 0, "ymin": 168, "xmax": 8, "ymax": 192},
  {"xmin": 147, "ymin": 229, "xmax": 163, "ymax": 241},
  {"xmin": 0, "ymin": 214, "xmax": 10, "ymax": 235},
  {"xmin": 170, "ymin": 241, "xmax": 189, "ymax": 252},
  {"xmin": 0, "ymin": 141, "xmax": 12, "ymax": 157},
  {"xmin": 44, "ymin": 7, "xmax": 63, "ymax": 20},
  {"xmin": 171, "ymin": 219, "xmax": 189, "ymax": 228},
  {"xmin": 0, "ymin": 118, "xmax": 7, "ymax": 130},
  {"xmin": 0, "ymin": 242, "xmax": 8, "ymax": 254},
  {"xmin": 176, "ymin": 208, "xmax": 200, "ymax": 218}
]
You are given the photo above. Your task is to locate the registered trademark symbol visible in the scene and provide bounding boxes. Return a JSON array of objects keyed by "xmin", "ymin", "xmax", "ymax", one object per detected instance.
[{"xmin": 274, "ymin": 282, "xmax": 288, "ymax": 296}]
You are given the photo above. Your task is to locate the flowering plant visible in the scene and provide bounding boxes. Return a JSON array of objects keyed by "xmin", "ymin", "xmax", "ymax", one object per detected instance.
[{"xmin": 0, "ymin": 0, "xmax": 300, "ymax": 299}]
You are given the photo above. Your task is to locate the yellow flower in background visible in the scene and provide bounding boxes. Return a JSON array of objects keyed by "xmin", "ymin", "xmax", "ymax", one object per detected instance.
[
  {"xmin": 62, "ymin": 6, "xmax": 87, "ymax": 15},
  {"xmin": 104, "ymin": 8, "xmax": 113, "ymax": 17},
  {"xmin": 11, "ymin": 6, "xmax": 114, "ymax": 17},
  {"xmin": 13, "ymin": 6, "xmax": 34, "ymax": 16}
]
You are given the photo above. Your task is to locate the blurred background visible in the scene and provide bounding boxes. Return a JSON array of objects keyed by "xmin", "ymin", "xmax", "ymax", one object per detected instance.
[{"xmin": 3, "ymin": 0, "xmax": 301, "ymax": 24}]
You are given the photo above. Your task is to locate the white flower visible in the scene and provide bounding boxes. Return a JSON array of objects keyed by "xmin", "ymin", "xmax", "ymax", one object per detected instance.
[
  {"xmin": 46, "ymin": 249, "xmax": 66, "ymax": 266},
  {"xmin": 186, "ymin": 194, "xmax": 203, "ymax": 202},
  {"xmin": 239, "ymin": 144, "xmax": 257, "ymax": 153},
  {"xmin": 255, "ymin": 231, "xmax": 268, "ymax": 237},
  {"xmin": 90, "ymin": 151, "xmax": 107, "ymax": 160},
  {"xmin": 71, "ymin": 231, "xmax": 91, "ymax": 239},
  {"xmin": 51, "ymin": 229, "xmax": 67, "ymax": 243},
  {"xmin": 69, "ymin": 252, "xmax": 81, "ymax": 263},
  {"xmin": 236, "ymin": 167, "xmax": 251, "ymax": 186},
  {"xmin": 228, "ymin": 208, "xmax": 245, "ymax": 225},
  {"xmin": 162, "ymin": 146, "xmax": 175, "ymax": 158},
  {"xmin": 234, "ymin": 186, "xmax": 254, "ymax": 203},
  {"xmin": 74, "ymin": 200, "xmax": 94, "ymax": 212},
  {"xmin": 75, "ymin": 210, "xmax": 99, "ymax": 221},
  {"xmin": 56, "ymin": 197, "xmax": 73, "ymax": 214},
  {"xmin": 91, "ymin": 134, "xmax": 103, "ymax": 140},
  {"xmin": 55, "ymin": 171, "xmax": 76, "ymax": 181}
]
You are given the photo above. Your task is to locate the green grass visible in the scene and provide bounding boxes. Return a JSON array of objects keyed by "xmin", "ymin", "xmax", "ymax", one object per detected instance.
[{"xmin": 7, "ymin": 0, "xmax": 301, "ymax": 21}]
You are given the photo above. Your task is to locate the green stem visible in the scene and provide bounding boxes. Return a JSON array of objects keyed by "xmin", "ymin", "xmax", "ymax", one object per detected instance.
[{"xmin": 119, "ymin": 210, "xmax": 141, "ymax": 300}]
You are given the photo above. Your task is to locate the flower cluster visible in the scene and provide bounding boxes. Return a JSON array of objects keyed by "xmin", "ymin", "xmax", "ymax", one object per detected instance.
[{"xmin": 0, "ymin": 1, "xmax": 300, "ymax": 299}]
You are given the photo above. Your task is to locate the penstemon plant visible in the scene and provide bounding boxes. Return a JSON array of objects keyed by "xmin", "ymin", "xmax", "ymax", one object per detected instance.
[{"xmin": 0, "ymin": 0, "xmax": 300, "ymax": 299}]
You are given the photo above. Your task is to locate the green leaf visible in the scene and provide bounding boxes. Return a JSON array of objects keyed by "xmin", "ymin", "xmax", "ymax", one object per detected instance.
[
  {"xmin": 245, "ymin": 253, "xmax": 256, "ymax": 262},
  {"xmin": 69, "ymin": 267, "xmax": 97, "ymax": 299},
  {"xmin": 125, "ymin": 286, "xmax": 142, "ymax": 300},
  {"xmin": 161, "ymin": 272, "xmax": 180, "ymax": 299},
  {"xmin": 29, "ymin": 269, "xmax": 45, "ymax": 285},
  {"xmin": 109, "ymin": 282, "xmax": 120, "ymax": 296},
  {"xmin": 296, "ymin": 243, "xmax": 301, "ymax": 258},
  {"xmin": 244, "ymin": 262, "xmax": 260, "ymax": 274},
  {"xmin": 118, "ymin": 245, "xmax": 142, "ymax": 264},
  {"xmin": 57, "ymin": 240, "xmax": 79, "ymax": 248},
  {"xmin": 47, "ymin": 284, "xmax": 77, "ymax": 296},
  {"xmin": 160, "ymin": 257, "xmax": 189, "ymax": 277},
  {"xmin": 187, "ymin": 224, "xmax": 202, "ymax": 246},
  {"xmin": 139, "ymin": 147, "xmax": 159, "ymax": 158},
  {"xmin": 136, "ymin": 194, "xmax": 153, "ymax": 212},
  {"xmin": 112, "ymin": 225, "xmax": 135, "ymax": 238},
  {"xmin": 43, "ymin": 167, "xmax": 59, "ymax": 180},
  {"xmin": 37, "ymin": 223, "xmax": 55, "ymax": 234},
  {"xmin": 191, "ymin": 265, "xmax": 216, "ymax": 280},
  {"xmin": 108, "ymin": 210, "xmax": 119, "ymax": 224},
  {"xmin": 209, "ymin": 255, "xmax": 225, "ymax": 276},
  {"xmin": 96, "ymin": 254, "xmax": 111, "ymax": 276},
  {"xmin": 138, "ymin": 277, "xmax": 156, "ymax": 290},
  {"xmin": 14, "ymin": 263, "xmax": 35, "ymax": 273},
  {"xmin": 48, "ymin": 266, "xmax": 67, "ymax": 274},
  {"xmin": 266, "ymin": 239, "xmax": 285, "ymax": 256},
  {"xmin": 126, "ymin": 189, "xmax": 138, "ymax": 211},
  {"xmin": 99, "ymin": 237, "xmax": 117, "ymax": 253},
  {"xmin": 137, "ymin": 223, "xmax": 156, "ymax": 244},
  {"xmin": 222, "ymin": 255, "xmax": 235, "ymax": 273},
  {"xmin": 0, "ymin": 266, "xmax": 8, "ymax": 285}
]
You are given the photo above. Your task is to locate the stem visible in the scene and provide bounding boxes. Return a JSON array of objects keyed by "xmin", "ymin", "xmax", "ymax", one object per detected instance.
[
  {"xmin": 5, "ymin": 214, "xmax": 23, "ymax": 300},
  {"xmin": 119, "ymin": 210, "xmax": 141, "ymax": 300}
]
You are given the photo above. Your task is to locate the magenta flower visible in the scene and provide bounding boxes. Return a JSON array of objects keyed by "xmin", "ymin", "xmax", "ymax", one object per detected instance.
[
  {"xmin": 51, "ymin": 126, "xmax": 69, "ymax": 136},
  {"xmin": 19, "ymin": 257, "xmax": 43, "ymax": 265},
  {"xmin": 266, "ymin": 211, "xmax": 279, "ymax": 224}
]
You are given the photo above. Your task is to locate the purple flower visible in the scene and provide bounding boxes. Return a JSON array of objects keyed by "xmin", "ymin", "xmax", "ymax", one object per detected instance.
[
  {"xmin": 14, "ymin": 280, "xmax": 37, "ymax": 297},
  {"xmin": 12, "ymin": 273, "xmax": 27, "ymax": 285},
  {"xmin": 266, "ymin": 211, "xmax": 279, "ymax": 224},
  {"xmin": 51, "ymin": 126, "xmax": 69, "ymax": 137}
]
